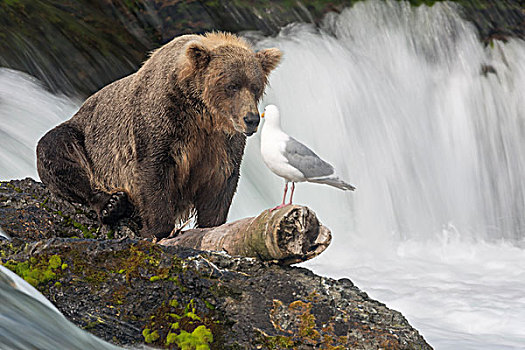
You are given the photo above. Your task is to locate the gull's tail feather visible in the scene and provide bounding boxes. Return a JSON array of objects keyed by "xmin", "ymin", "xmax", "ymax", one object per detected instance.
[{"xmin": 308, "ymin": 176, "xmax": 356, "ymax": 191}]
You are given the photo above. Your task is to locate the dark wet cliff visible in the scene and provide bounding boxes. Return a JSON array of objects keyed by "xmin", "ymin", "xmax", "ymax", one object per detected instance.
[{"xmin": 1, "ymin": 0, "xmax": 523, "ymax": 96}]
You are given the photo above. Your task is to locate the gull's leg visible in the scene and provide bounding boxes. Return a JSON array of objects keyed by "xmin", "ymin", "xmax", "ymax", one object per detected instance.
[
  {"xmin": 288, "ymin": 182, "xmax": 295, "ymax": 205},
  {"xmin": 282, "ymin": 182, "xmax": 289, "ymax": 206},
  {"xmin": 270, "ymin": 181, "xmax": 288, "ymax": 211}
]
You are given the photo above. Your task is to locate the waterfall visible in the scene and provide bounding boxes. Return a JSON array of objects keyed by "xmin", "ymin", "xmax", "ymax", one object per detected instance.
[
  {"xmin": 0, "ymin": 69, "xmax": 79, "ymax": 180},
  {"xmin": 232, "ymin": 2, "xmax": 525, "ymax": 348},
  {"xmin": 231, "ymin": 1, "xmax": 525, "ymax": 245},
  {"xmin": 1, "ymin": 1, "xmax": 525, "ymax": 349}
]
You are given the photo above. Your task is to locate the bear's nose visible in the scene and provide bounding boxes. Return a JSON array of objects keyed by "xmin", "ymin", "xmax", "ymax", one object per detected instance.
[{"xmin": 243, "ymin": 112, "xmax": 260, "ymax": 134}]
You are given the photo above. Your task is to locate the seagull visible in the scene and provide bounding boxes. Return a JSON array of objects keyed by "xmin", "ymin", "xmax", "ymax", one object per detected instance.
[{"xmin": 260, "ymin": 105, "xmax": 355, "ymax": 211}]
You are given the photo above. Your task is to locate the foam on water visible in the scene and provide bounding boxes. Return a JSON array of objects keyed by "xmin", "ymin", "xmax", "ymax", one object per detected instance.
[{"xmin": 308, "ymin": 238, "xmax": 525, "ymax": 349}]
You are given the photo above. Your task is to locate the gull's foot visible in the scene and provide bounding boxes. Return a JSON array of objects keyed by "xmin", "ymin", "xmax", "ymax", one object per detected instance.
[
  {"xmin": 100, "ymin": 191, "xmax": 133, "ymax": 225},
  {"xmin": 269, "ymin": 203, "xmax": 288, "ymax": 212}
]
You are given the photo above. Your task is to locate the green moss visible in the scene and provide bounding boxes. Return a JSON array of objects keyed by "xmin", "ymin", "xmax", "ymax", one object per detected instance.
[
  {"xmin": 111, "ymin": 285, "xmax": 128, "ymax": 305},
  {"xmin": 204, "ymin": 300, "xmax": 215, "ymax": 310},
  {"xmin": 166, "ymin": 331, "xmax": 178, "ymax": 345},
  {"xmin": 142, "ymin": 328, "xmax": 160, "ymax": 343},
  {"xmin": 84, "ymin": 270, "xmax": 109, "ymax": 286},
  {"xmin": 141, "ymin": 298, "xmax": 219, "ymax": 348},
  {"xmin": 5, "ymin": 183, "xmax": 22, "ymax": 193},
  {"xmin": 83, "ymin": 319, "xmax": 103, "ymax": 330},
  {"xmin": 39, "ymin": 197, "xmax": 99, "ymax": 238},
  {"xmin": 167, "ymin": 325, "xmax": 213, "ymax": 349},
  {"xmin": 63, "ymin": 241, "xmax": 181, "ymax": 293},
  {"xmin": 48, "ymin": 255, "xmax": 62, "ymax": 269},
  {"xmin": 69, "ymin": 219, "xmax": 98, "ymax": 238},
  {"xmin": 1, "ymin": 254, "xmax": 63, "ymax": 288},
  {"xmin": 262, "ymin": 335, "xmax": 295, "ymax": 350},
  {"xmin": 258, "ymin": 299, "xmax": 350, "ymax": 349},
  {"xmin": 119, "ymin": 243, "xmax": 150, "ymax": 281},
  {"xmin": 185, "ymin": 312, "xmax": 201, "ymax": 321},
  {"xmin": 0, "ymin": 242, "xmax": 23, "ymax": 257},
  {"xmin": 65, "ymin": 248, "xmax": 110, "ymax": 289}
]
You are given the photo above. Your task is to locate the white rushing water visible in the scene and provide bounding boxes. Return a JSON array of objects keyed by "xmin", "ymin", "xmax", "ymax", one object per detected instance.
[
  {"xmin": 0, "ymin": 68, "xmax": 79, "ymax": 180},
  {"xmin": 231, "ymin": 1, "xmax": 525, "ymax": 349},
  {"xmin": 1, "ymin": 1, "xmax": 525, "ymax": 349},
  {"xmin": 0, "ymin": 267, "xmax": 131, "ymax": 349}
]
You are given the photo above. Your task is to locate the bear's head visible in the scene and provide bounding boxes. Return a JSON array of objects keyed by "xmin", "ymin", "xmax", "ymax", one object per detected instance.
[{"xmin": 180, "ymin": 34, "xmax": 282, "ymax": 136}]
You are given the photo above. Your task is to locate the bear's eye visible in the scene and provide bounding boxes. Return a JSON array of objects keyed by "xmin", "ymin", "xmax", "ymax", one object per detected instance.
[
  {"xmin": 251, "ymin": 84, "xmax": 261, "ymax": 96},
  {"xmin": 226, "ymin": 84, "xmax": 240, "ymax": 93}
]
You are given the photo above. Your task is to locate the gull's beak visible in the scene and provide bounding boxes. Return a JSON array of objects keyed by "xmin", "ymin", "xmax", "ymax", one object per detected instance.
[{"xmin": 261, "ymin": 112, "xmax": 265, "ymax": 118}]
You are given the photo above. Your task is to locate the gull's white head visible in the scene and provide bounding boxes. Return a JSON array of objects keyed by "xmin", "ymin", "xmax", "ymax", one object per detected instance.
[{"xmin": 261, "ymin": 104, "xmax": 281, "ymax": 127}]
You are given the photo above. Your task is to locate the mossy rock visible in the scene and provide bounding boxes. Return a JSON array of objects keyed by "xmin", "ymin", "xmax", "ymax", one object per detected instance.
[
  {"xmin": 1, "ymin": 179, "xmax": 432, "ymax": 348},
  {"xmin": 0, "ymin": 178, "xmax": 139, "ymax": 242},
  {"xmin": 1, "ymin": 238, "xmax": 432, "ymax": 348}
]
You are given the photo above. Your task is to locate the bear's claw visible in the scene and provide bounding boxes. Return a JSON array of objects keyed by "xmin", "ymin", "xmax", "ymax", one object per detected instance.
[{"xmin": 100, "ymin": 191, "xmax": 132, "ymax": 225}]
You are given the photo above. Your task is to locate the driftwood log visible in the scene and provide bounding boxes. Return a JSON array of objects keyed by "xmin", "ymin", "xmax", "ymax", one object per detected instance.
[
  {"xmin": 0, "ymin": 179, "xmax": 330, "ymax": 264},
  {"xmin": 159, "ymin": 205, "xmax": 331, "ymax": 265}
]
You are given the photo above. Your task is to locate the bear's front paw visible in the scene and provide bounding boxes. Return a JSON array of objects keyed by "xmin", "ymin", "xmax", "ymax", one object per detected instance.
[{"xmin": 100, "ymin": 191, "xmax": 133, "ymax": 225}]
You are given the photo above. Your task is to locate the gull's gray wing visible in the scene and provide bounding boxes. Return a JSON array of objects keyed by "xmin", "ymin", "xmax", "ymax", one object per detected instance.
[{"xmin": 284, "ymin": 137, "xmax": 334, "ymax": 178}]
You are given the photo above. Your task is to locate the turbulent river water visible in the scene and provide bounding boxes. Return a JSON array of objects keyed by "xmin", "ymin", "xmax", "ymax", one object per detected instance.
[{"xmin": 1, "ymin": 1, "xmax": 525, "ymax": 349}]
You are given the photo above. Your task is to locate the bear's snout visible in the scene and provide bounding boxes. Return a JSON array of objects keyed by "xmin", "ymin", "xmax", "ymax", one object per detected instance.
[{"xmin": 243, "ymin": 112, "xmax": 260, "ymax": 136}]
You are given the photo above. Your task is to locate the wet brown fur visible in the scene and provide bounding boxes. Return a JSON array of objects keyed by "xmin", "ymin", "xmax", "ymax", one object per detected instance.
[{"xmin": 36, "ymin": 32, "xmax": 282, "ymax": 238}]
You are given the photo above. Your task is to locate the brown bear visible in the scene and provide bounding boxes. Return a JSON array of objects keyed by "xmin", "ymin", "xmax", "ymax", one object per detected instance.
[{"xmin": 36, "ymin": 32, "xmax": 282, "ymax": 238}]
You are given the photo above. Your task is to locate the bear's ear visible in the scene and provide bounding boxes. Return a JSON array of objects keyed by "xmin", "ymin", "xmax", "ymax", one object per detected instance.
[
  {"xmin": 256, "ymin": 48, "xmax": 282, "ymax": 75},
  {"xmin": 186, "ymin": 42, "xmax": 211, "ymax": 70}
]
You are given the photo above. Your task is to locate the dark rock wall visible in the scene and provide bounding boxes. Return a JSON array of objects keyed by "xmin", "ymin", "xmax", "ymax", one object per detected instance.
[
  {"xmin": 1, "ymin": 0, "xmax": 523, "ymax": 97},
  {"xmin": 0, "ymin": 0, "xmax": 347, "ymax": 96}
]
